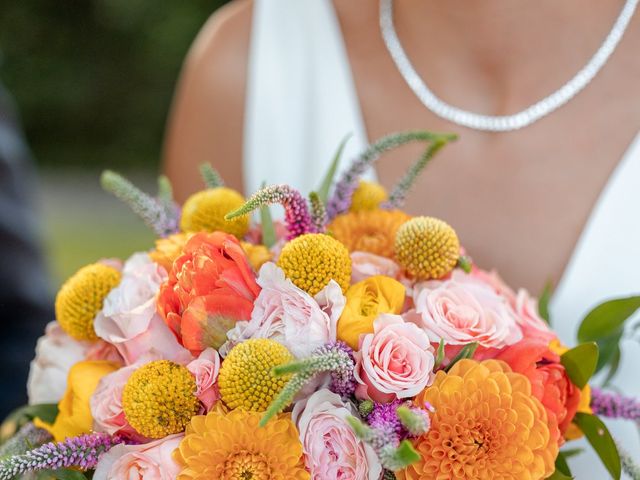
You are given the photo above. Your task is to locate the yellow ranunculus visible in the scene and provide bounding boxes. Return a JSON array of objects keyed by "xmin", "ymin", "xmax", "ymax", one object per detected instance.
[
  {"xmin": 34, "ymin": 360, "xmax": 118, "ymax": 441},
  {"xmin": 337, "ymin": 275, "xmax": 406, "ymax": 349},
  {"xmin": 240, "ymin": 241, "xmax": 273, "ymax": 271}
]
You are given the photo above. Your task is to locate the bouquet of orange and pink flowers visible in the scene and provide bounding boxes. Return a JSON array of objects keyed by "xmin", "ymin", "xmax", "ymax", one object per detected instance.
[{"xmin": 1, "ymin": 131, "xmax": 638, "ymax": 480}]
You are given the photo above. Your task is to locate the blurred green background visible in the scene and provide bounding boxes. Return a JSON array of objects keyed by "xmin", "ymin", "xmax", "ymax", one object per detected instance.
[{"xmin": 0, "ymin": 0, "xmax": 228, "ymax": 288}]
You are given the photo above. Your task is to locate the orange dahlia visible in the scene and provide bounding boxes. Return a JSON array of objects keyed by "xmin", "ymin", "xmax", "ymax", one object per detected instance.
[
  {"xmin": 398, "ymin": 359, "xmax": 558, "ymax": 480},
  {"xmin": 328, "ymin": 209, "xmax": 411, "ymax": 258},
  {"xmin": 175, "ymin": 408, "xmax": 309, "ymax": 480}
]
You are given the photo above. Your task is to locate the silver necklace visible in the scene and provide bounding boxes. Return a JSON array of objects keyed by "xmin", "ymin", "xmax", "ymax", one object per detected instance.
[{"xmin": 380, "ymin": 0, "xmax": 639, "ymax": 132}]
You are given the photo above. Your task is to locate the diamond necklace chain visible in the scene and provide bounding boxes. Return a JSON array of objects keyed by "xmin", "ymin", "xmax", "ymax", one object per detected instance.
[{"xmin": 380, "ymin": 0, "xmax": 639, "ymax": 132}]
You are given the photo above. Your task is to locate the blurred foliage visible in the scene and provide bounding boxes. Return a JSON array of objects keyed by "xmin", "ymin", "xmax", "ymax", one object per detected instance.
[{"xmin": 0, "ymin": 0, "xmax": 229, "ymax": 169}]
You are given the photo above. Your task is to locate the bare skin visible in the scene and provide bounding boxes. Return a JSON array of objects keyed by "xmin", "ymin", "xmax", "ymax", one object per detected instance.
[{"xmin": 163, "ymin": 0, "xmax": 640, "ymax": 293}]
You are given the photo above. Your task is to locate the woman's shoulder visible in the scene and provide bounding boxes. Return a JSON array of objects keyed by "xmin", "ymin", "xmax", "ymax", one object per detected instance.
[{"xmin": 163, "ymin": 0, "xmax": 254, "ymax": 200}]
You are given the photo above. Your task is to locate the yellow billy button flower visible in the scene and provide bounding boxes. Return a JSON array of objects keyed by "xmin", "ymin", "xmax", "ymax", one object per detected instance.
[
  {"xmin": 55, "ymin": 263, "xmax": 121, "ymax": 341},
  {"xmin": 350, "ymin": 180, "xmax": 388, "ymax": 212},
  {"xmin": 180, "ymin": 187, "xmax": 249, "ymax": 238},
  {"xmin": 337, "ymin": 275, "xmax": 406, "ymax": 349},
  {"xmin": 122, "ymin": 360, "xmax": 200, "ymax": 439},
  {"xmin": 218, "ymin": 339, "xmax": 294, "ymax": 412},
  {"xmin": 35, "ymin": 360, "xmax": 119, "ymax": 441},
  {"xmin": 277, "ymin": 233, "xmax": 351, "ymax": 296},
  {"xmin": 394, "ymin": 216, "xmax": 460, "ymax": 280}
]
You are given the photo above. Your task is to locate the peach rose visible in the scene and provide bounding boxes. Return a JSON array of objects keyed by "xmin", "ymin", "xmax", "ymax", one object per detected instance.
[
  {"xmin": 355, "ymin": 314, "xmax": 435, "ymax": 403},
  {"xmin": 186, "ymin": 348, "xmax": 220, "ymax": 411},
  {"xmin": 471, "ymin": 268, "xmax": 555, "ymax": 342},
  {"xmin": 350, "ymin": 251, "xmax": 401, "ymax": 283},
  {"xmin": 90, "ymin": 362, "xmax": 148, "ymax": 442},
  {"xmin": 496, "ymin": 339, "xmax": 580, "ymax": 438},
  {"xmin": 411, "ymin": 270, "xmax": 522, "ymax": 350},
  {"xmin": 93, "ymin": 434, "xmax": 182, "ymax": 480},
  {"xmin": 157, "ymin": 232, "xmax": 261, "ymax": 355}
]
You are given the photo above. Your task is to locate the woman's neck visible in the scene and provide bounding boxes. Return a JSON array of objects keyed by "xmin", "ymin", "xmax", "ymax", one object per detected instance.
[{"xmin": 393, "ymin": 0, "xmax": 626, "ymax": 113}]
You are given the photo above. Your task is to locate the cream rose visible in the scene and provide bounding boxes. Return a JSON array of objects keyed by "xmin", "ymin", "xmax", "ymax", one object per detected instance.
[
  {"xmin": 292, "ymin": 389, "xmax": 382, "ymax": 480},
  {"xmin": 94, "ymin": 253, "xmax": 190, "ymax": 364},
  {"xmin": 350, "ymin": 251, "xmax": 401, "ymax": 283},
  {"xmin": 355, "ymin": 314, "xmax": 435, "ymax": 403}
]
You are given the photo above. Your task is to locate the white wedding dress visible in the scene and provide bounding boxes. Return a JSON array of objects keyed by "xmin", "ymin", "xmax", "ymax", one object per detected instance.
[{"xmin": 243, "ymin": 1, "xmax": 640, "ymax": 478}]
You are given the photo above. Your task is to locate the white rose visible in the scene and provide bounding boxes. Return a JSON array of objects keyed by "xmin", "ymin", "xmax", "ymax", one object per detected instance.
[{"xmin": 27, "ymin": 322, "xmax": 90, "ymax": 405}]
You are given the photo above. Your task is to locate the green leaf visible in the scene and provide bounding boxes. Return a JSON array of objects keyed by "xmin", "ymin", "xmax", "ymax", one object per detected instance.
[
  {"xmin": 546, "ymin": 470, "xmax": 573, "ymax": 480},
  {"xmin": 560, "ymin": 342, "xmax": 598, "ymax": 389},
  {"xmin": 573, "ymin": 413, "xmax": 621, "ymax": 480},
  {"xmin": 37, "ymin": 468, "xmax": 89, "ymax": 480},
  {"xmin": 539, "ymin": 281, "xmax": 553, "ymax": 324},
  {"xmin": 594, "ymin": 332, "xmax": 624, "ymax": 375},
  {"xmin": 578, "ymin": 296, "xmax": 640, "ymax": 343},
  {"xmin": 259, "ymin": 181, "xmax": 277, "ymax": 249},
  {"xmin": 434, "ymin": 339, "xmax": 445, "ymax": 369},
  {"xmin": 391, "ymin": 440, "xmax": 421, "ymax": 468},
  {"xmin": 317, "ymin": 133, "xmax": 352, "ymax": 202},
  {"xmin": 561, "ymin": 447, "xmax": 585, "ymax": 459},
  {"xmin": 555, "ymin": 451, "xmax": 572, "ymax": 476},
  {"xmin": 602, "ymin": 346, "xmax": 622, "ymax": 387},
  {"xmin": 456, "ymin": 256, "xmax": 472, "ymax": 274},
  {"xmin": 445, "ymin": 343, "xmax": 478, "ymax": 372}
]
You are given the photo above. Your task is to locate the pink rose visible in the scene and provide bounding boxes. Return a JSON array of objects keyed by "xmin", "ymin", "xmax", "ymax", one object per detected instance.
[
  {"xmin": 94, "ymin": 253, "xmax": 191, "ymax": 365},
  {"xmin": 355, "ymin": 314, "xmax": 435, "ymax": 403},
  {"xmin": 471, "ymin": 268, "xmax": 555, "ymax": 342},
  {"xmin": 411, "ymin": 270, "xmax": 522, "ymax": 350},
  {"xmin": 93, "ymin": 434, "xmax": 182, "ymax": 480},
  {"xmin": 350, "ymin": 251, "xmax": 401, "ymax": 283},
  {"xmin": 27, "ymin": 322, "xmax": 92, "ymax": 405},
  {"xmin": 224, "ymin": 263, "xmax": 344, "ymax": 357},
  {"xmin": 90, "ymin": 363, "xmax": 147, "ymax": 442},
  {"xmin": 186, "ymin": 348, "xmax": 220, "ymax": 411},
  {"xmin": 292, "ymin": 389, "xmax": 382, "ymax": 480}
]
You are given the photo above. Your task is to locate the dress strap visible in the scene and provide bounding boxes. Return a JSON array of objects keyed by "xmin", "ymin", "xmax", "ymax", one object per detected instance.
[{"xmin": 243, "ymin": 0, "xmax": 368, "ymax": 196}]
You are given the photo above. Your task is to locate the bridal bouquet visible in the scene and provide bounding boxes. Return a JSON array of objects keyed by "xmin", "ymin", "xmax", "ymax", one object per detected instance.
[{"xmin": 1, "ymin": 131, "xmax": 638, "ymax": 480}]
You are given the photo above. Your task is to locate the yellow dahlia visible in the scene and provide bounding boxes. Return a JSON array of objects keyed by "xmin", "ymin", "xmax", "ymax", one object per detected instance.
[
  {"xmin": 148, "ymin": 233, "xmax": 191, "ymax": 272},
  {"xmin": 175, "ymin": 408, "xmax": 309, "ymax": 480},
  {"xmin": 218, "ymin": 339, "xmax": 294, "ymax": 411},
  {"xmin": 329, "ymin": 209, "xmax": 411, "ymax": 258},
  {"xmin": 55, "ymin": 263, "xmax": 121, "ymax": 341},
  {"xmin": 277, "ymin": 233, "xmax": 351, "ymax": 295},
  {"xmin": 394, "ymin": 216, "xmax": 459, "ymax": 280},
  {"xmin": 241, "ymin": 241, "xmax": 273, "ymax": 271},
  {"xmin": 180, "ymin": 187, "xmax": 249, "ymax": 238},
  {"xmin": 350, "ymin": 180, "xmax": 388, "ymax": 212},
  {"xmin": 122, "ymin": 360, "xmax": 199, "ymax": 439},
  {"xmin": 398, "ymin": 359, "xmax": 558, "ymax": 480}
]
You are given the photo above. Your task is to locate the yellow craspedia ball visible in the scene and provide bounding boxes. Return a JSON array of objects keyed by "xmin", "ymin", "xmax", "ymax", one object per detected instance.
[
  {"xmin": 278, "ymin": 233, "xmax": 351, "ymax": 296},
  {"xmin": 55, "ymin": 263, "xmax": 121, "ymax": 341},
  {"xmin": 218, "ymin": 339, "xmax": 294, "ymax": 412},
  {"xmin": 350, "ymin": 181, "xmax": 388, "ymax": 212},
  {"xmin": 394, "ymin": 216, "xmax": 460, "ymax": 280},
  {"xmin": 122, "ymin": 360, "xmax": 199, "ymax": 439},
  {"xmin": 180, "ymin": 187, "xmax": 249, "ymax": 238}
]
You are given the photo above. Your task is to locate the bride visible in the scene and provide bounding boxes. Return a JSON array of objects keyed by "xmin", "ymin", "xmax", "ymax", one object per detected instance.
[{"xmin": 163, "ymin": 0, "xmax": 640, "ymax": 477}]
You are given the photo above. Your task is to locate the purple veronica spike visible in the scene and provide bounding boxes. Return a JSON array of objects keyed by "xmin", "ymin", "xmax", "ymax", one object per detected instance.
[
  {"xmin": 0, "ymin": 432, "xmax": 123, "ymax": 480},
  {"xmin": 326, "ymin": 131, "xmax": 456, "ymax": 219},
  {"xmin": 225, "ymin": 184, "xmax": 313, "ymax": 240},
  {"xmin": 591, "ymin": 388, "xmax": 640, "ymax": 421},
  {"xmin": 315, "ymin": 341, "xmax": 357, "ymax": 398}
]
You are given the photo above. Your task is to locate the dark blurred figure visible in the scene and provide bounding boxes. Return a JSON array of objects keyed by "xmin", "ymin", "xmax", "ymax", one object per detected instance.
[{"xmin": 0, "ymin": 80, "xmax": 53, "ymax": 418}]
